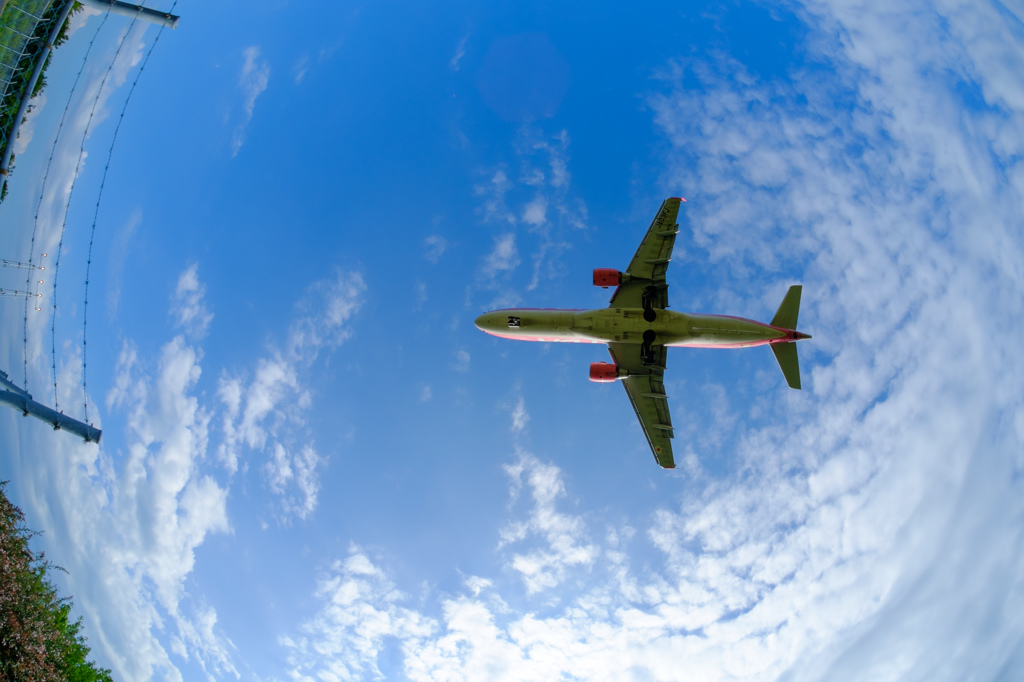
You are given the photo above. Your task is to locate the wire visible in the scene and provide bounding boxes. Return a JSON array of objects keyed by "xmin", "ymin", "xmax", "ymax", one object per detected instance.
[
  {"xmin": 81, "ymin": 2, "xmax": 177, "ymax": 424},
  {"xmin": 22, "ymin": 10, "xmax": 110, "ymax": 390},
  {"xmin": 49, "ymin": 12, "xmax": 140, "ymax": 412}
]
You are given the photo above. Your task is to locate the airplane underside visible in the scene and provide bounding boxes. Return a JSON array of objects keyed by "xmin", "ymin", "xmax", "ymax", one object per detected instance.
[
  {"xmin": 475, "ymin": 308, "xmax": 808, "ymax": 350},
  {"xmin": 474, "ymin": 197, "xmax": 811, "ymax": 469}
]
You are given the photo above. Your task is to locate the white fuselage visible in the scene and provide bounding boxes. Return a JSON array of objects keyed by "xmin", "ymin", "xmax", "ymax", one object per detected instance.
[{"xmin": 475, "ymin": 308, "xmax": 802, "ymax": 348}]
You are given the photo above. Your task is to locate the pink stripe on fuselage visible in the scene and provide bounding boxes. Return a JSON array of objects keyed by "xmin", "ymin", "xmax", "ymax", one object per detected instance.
[{"xmin": 482, "ymin": 331, "xmax": 602, "ymax": 343}]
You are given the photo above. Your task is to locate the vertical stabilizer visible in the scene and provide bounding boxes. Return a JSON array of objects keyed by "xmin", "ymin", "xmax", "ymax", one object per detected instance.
[
  {"xmin": 771, "ymin": 342, "xmax": 801, "ymax": 390},
  {"xmin": 771, "ymin": 285, "xmax": 802, "ymax": 330}
]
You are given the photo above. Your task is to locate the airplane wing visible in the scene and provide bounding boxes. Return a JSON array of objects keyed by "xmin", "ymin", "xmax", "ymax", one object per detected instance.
[
  {"xmin": 608, "ymin": 343, "xmax": 675, "ymax": 469},
  {"xmin": 609, "ymin": 197, "xmax": 683, "ymax": 310}
]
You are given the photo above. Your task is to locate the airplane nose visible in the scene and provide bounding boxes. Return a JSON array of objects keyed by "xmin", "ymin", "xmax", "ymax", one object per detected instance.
[{"xmin": 475, "ymin": 313, "xmax": 494, "ymax": 332}]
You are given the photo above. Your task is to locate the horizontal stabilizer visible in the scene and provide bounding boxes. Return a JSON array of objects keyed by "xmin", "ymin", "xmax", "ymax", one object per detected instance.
[
  {"xmin": 771, "ymin": 285, "xmax": 802, "ymax": 330},
  {"xmin": 770, "ymin": 342, "xmax": 802, "ymax": 390}
]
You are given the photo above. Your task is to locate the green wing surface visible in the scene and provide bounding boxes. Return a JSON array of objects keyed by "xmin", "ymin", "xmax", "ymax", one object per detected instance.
[
  {"xmin": 770, "ymin": 342, "xmax": 802, "ymax": 390},
  {"xmin": 770, "ymin": 285, "xmax": 802, "ymax": 330},
  {"xmin": 609, "ymin": 197, "xmax": 683, "ymax": 310},
  {"xmin": 608, "ymin": 343, "xmax": 675, "ymax": 468}
]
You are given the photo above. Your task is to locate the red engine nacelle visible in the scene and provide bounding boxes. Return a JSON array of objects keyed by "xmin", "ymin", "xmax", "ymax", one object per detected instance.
[
  {"xmin": 593, "ymin": 268, "xmax": 621, "ymax": 288},
  {"xmin": 589, "ymin": 362, "xmax": 623, "ymax": 383}
]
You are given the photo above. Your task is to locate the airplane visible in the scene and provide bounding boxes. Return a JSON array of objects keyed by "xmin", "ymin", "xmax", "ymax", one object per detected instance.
[{"xmin": 474, "ymin": 197, "xmax": 811, "ymax": 469}]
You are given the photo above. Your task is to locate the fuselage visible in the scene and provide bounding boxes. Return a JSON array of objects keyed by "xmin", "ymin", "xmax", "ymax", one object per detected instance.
[{"xmin": 474, "ymin": 308, "xmax": 808, "ymax": 348}]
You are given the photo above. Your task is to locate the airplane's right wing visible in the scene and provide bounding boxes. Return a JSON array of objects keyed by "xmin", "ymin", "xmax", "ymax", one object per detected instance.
[
  {"xmin": 608, "ymin": 343, "xmax": 675, "ymax": 469},
  {"xmin": 609, "ymin": 197, "xmax": 683, "ymax": 310}
]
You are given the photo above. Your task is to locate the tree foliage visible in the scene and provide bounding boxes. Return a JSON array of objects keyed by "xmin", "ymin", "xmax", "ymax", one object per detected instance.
[{"xmin": 0, "ymin": 482, "xmax": 112, "ymax": 682}]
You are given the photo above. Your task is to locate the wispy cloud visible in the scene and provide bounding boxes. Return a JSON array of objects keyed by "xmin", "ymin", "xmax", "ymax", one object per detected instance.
[
  {"xmin": 14, "ymin": 270, "xmax": 238, "ymax": 680},
  {"xmin": 232, "ymin": 46, "xmax": 270, "ymax": 157},
  {"xmin": 450, "ymin": 34, "xmax": 469, "ymax": 71},
  {"xmin": 475, "ymin": 232, "xmax": 522, "ymax": 309},
  {"xmin": 18, "ymin": 22, "xmax": 149, "ymax": 351},
  {"xmin": 9, "ymin": 263, "xmax": 367, "ymax": 678},
  {"xmin": 171, "ymin": 264, "xmax": 212, "ymax": 339},
  {"xmin": 292, "ymin": 55, "xmax": 309, "ymax": 85},
  {"xmin": 474, "ymin": 168, "xmax": 516, "ymax": 225},
  {"xmin": 281, "ymin": 547, "xmax": 436, "ymax": 681},
  {"xmin": 481, "ymin": 233, "xmax": 519, "ymax": 279},
  {"xmin": 105, "ymin": 208, "xmax": 141, "ymax": 318},
  {"xmin": 423, "ymin": 234, "xmax": 448, "ymax": 263},
  {"xmin": 453, "ymin": 349, "xmax": 471, "ymax": 373},
  {"xmin": 509, "ymin": 396, "xmax": 529, "ymax": 434},
  {"xmin": 470, "ymin": 127, "xmax": 587, "ymax": 308},
  {"xmin": 499, "ymin": 452, "xmax": 598, "ymax": 594},
  {"xmin": 218, "ymin": 270, "xmax": 365, "ymax": 518},
  {"xmin": 12, "ymin": 93, "xmax": 46, "ymax": 156},
  {"xmin": 281, "ymin": 0, "xmax": 1024, "ymax": 678},
  {"xmin": 265, "ymin": 443, "xmax": 322, "ymax": 519}
]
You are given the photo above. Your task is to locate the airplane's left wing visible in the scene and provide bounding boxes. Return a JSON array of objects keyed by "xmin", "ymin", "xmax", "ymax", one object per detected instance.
[
  {"xmin": 609, "ymin": 197, "xmax": 683, "ymax": 310},
  {"xmin": 608, "ymin": 343, "xmax": 675, "ymax": 469}
]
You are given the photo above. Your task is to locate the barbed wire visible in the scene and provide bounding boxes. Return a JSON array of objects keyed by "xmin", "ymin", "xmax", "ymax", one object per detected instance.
[
  {"xmin": 22, "ymin": 11, "xmax": 111, "ymax": 390},
  {"xmin": 81, "ymin": 2, "xmax": 177, "ymax": 424},
  {"xmin": 48, "ymin": 13, "xmax": 140, "ymax": 413}
]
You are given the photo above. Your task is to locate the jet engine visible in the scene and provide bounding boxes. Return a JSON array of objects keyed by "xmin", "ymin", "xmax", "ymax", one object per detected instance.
[
  {"xmin": 592, "ymin": 268, "xmax": 621, "ymax": 288},
  {"xmin": 589, "ymin": 362, "xmax": 625, "ymax": 382}
]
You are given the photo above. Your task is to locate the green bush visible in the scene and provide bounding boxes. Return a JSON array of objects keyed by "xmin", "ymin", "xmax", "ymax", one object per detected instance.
[{"xmin": 0, "ymin": 482, "xmax": 113, "ymax": 682}]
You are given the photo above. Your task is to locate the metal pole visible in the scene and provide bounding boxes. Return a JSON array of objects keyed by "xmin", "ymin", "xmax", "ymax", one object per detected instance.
[
  {"xmin": 0, "ymin": 370, "xmax": 101, "ymax": 443},
  {"xmin": 78, "ymin": 0, "xmax": 180, "ymax": 29}
]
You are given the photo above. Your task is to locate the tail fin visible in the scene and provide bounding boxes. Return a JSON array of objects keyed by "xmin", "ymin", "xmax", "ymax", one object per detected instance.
[
  {"xmin": 769, "ymin": 286, "xmax": 805, "ymax": 390},
  {"xmin": 771, "ymin": 285, "xmax": 802, "ymax": 330},
  {"xmin": 771, "ymin": 342, "xmax": 802, "ymax": 389}
]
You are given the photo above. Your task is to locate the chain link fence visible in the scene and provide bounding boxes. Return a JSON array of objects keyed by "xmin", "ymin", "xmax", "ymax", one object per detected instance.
[{"xmin": 0, "ymin": 0, "xmax": 75, "ymax": 193}]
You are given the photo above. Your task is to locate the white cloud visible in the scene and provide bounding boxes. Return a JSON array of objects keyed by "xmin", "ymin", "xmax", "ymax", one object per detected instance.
[
  {"xmin": 265, "ymin": 443, "xmax": 322, "ymax": 519},
  {"xmin": 521, "ymin": 196, "xmax": 547, "ymax": 226},
  {"xmin": 12, "ymin": 93, "xmax": 46, "ymax": 157},
  {"xmin": 232, "ymin": 46, "xmax": 270, "ymax": 157},
  {"xmin": 453, "ymin": 349, "xmax": 471, "ymax": 373},
  {"xmin": 20, "ymin": 329, "xmax": 234, "ymax": 681},
  {"xmin": 279, "ymin": 0, "xmax": 1024, "ymax": 678},
  {"xmin": 283, "ymin": 415, "xmax": 1024, "ymax": 680},
  {"xmin": 423, "ymin": 234, "xmax": 448, "ymax": 263},
  {"xmin": 450, "ymin": 34, "xmax": 469, "ymax": 71},
  {"xmin": 293, "ymin": 55, "xmax": 309, "ymax": 85},
  {"xmin": 281, "ymin": 547, "xmax": 436, "ymax": 681},
  {"xmin": 106, "ymin": 208, "xmax": 141, "ymax": 317},
  {"xmin": 171, "ymin": 264, "xmax": 212, "ymax": 339},
  {"xmin": 481, "ymin": 233, "xmax": 519, "ymax": 279},
  {"xmin": 509, "ymin": 396, "xmax": 529, "ymax": 433},
  {"xmin": 470, "ymin": 128, "xmax": 587, "ymax": 304},
  {"xmin": 475, "ymin": 168, "xmax": 516, "ymax": 224},
  {"xmin": 499, "ymin": 452, "xmax": 598, "ymax": 594},
  {"xmin": 18, "ymin": 22, "xmax": 149, "ymax": 334},
  {"xmin": 219, "ymin": 270, "xmax": 365, "ymax": 519},
  {"xmin": 9, "ymin": 264, "xmax": 367, "ymax": 678},
  {"xmin": 65, "ymin": 5, "xmax": 102, "ymax": 39},
  {"xmin": 463, "ymin": 575, "xmax": 492, "ymax": 596},
  {"xmin": 106, "ymin": 339, "xmax": 141, "ymax": 412}
]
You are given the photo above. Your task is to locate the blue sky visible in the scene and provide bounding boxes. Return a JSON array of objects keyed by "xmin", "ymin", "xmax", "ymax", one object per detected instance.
[{"xmin": 2, "ymin": 0, "xmax": 1024, "ymax": 680}]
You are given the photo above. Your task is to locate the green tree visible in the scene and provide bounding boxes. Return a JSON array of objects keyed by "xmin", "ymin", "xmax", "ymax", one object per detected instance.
[{"xmin": 0, "ymin": 482, "xmax": 113, "ymax": 681}]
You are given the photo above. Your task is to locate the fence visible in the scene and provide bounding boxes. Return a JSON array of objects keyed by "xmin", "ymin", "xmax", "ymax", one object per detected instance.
[{"xmin": 0, "ymin": 0, "xmax": 74, "ymax": 197}]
